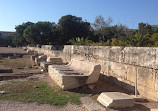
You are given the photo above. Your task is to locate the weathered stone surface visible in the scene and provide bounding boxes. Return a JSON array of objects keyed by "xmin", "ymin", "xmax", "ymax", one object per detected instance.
[
  {"xmin": 38, "ymin": 55, "xmax": 47, "ymax": 59},
  {"xmin": 155, "ymin": 71, "xmax": 158, "ymax": 91},
  {"xmin": 46, "ymin": 57, "xmax": 63, "ymax": 64},
  {"xmin": 26, "ymin": 49, "xmax": 34, "ymax": 54},
  {"xmin": 41, "ymin": 45, "xmax": 56, "ymax": 50},
  {"xmin": 151, "ymin": 108, "xmax": 158, "ymax": 111},
  {"xmin": 108, "ymin": 62, "xmax": 127, "ymax": 80},
  {"xmin": 137, "ymin": 84, "xmax": 158, "ymax": 101},
  {"xmin": 137, "ymin": 67, "xmax": 155, "ymax": 89},
  {"xmin": 31, "ymin": 55, "xmax": 36, "ymax": 60},
  {"xmin": 100, "ymin": 61, "xmax": 109, "ymax": 75},
  {"xmin": 124, "ymin": 47, "xmax": 157, "ymax": 69},
  {"xmin": 48, "ymin": 59, "xmax": 101, "ymax": 90},
  {"xmin": 35, "ymin": 56, "xmax": 47, "ymax": 65},
  {"xmin": 40, "ymin": 62, "xmax": 52, "ymax": 70},
  {"xmin": 97, "ymin": 92, "xmax": 134, "ymax": 108},
  {"xmin": 126, "ymin": 65, "xmax": 136, "ymax": 83}
]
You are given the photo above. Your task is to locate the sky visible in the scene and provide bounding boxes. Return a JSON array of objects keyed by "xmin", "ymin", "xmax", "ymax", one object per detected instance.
[{"xmin": 0, "ymin": 0, "xmax": 158, "ymax": 31}]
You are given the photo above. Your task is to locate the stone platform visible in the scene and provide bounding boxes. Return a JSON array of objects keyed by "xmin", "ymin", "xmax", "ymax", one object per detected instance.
[{"xmin": 97, "ymin": 92, "xmax": 134, "ymax": 108}]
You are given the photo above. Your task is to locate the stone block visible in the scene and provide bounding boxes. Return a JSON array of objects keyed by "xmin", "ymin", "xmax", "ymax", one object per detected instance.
[
  {"xmin": 41, "ymin": 45, "xmax": 56, "ymax": 50},
  {"xmin": 46, "ymin": 57, "xmax": 63, "ymax": 64},
  {"xmin": 99, "ymin": 60, "xmax": 109, "ymax": 75},
  {"xmin": 127, "ymin": 65, "xmax": 136, "ymax": 83},
  {"xmin": 40, "ymin": 62, "xmax": 52, "ymax": 70},
  {"xmin": 108, "ymin": 62, "xmax": 127, "ymax": 79},
  {"xmin": 48, "ymin": 59, "xmax": 101, "ymax": 90},
  {"xmin": 26, "ymin": 50, "xmax": 34, "ymax": 54},
  {"xmin": 124, "ymin": 47, "xmax": 157, "ymax": 69},
  {"xmin": 38, "ymin": 55, "xmax": 47, "ymax": 59},
  {"xmin": 97, "ymin": 92, "xmax": 134, "ymax": 108},
  {"xmin": 35, "ymin": 57, "xmax": 46, "ymax": 65},
  {"xmin": 108, "ymin": 47, "xmax": 124, "ymax": 63},
  {"xmin": 31, "ymin": 55, "xmax": 36, "ymax": 60},
  {"xmin": 137, "ymin": 67, "xmax": 155, "ymax": 89}
]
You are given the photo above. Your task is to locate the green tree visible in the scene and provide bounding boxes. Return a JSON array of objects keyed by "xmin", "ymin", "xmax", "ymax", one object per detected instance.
[
  {"xmin": 94, "ymin": 25, "xmax": 126, "ymax": 42},
  {"xmin": 92, "ymin": 16, "xmax": 113, "ymax": 41},
  {"xmin": 23, "ymin": 22, "xmax": 55, "ymax": 45},
  {"xmin": 150, "ymin": 33, "xmax": 158, "ymax": 46},
  {"xmin": 110, "ymin": 38, "xmax": 127, "ymax": 46},
  {"xmin": 0, "ymin": 34, "xmax": 14, "ymax": 47},
  {"xmin": 58, "ymin": 15, "xmax": 91, "ymax": 44},
  {"xmin": 122, "ymin": 34, "xmax": 152, "ymax": 47},
  {"xmin": 138, "ymin": 22, "xmax": 153, "ymax": 35},
  {"xmin": 92, "ymin": 16, "xmax": 126, "ymax": 42},
  {"xmin": 0, "ymin": 32, "xmax": 2, "ymax": 37},
  {"xmin": 13, "ymin": 22, "xmax": 34, "ymax": 46}
]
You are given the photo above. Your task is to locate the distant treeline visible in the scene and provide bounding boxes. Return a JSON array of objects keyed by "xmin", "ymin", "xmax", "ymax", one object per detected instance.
[{"xmin": 0, "ymin": 15, "xmax": 158, "ymax": 47}]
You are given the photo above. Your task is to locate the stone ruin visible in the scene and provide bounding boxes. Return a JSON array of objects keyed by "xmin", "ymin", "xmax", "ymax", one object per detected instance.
[
  {"xmin": 48, "ymin": 59, "xmax": 101, "ymax": 90},
  {"xmin": 27, "ymin": 45, "xmax": 158, "ymax": 109}
]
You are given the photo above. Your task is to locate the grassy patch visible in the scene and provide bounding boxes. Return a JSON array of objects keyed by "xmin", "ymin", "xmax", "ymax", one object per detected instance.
[
  {"xmin": 0, "ymin": 80, "xmax": 83, "ymax": 105},
  {"xmin": 0, "ymin": 55, "xmax": 36, "ymax": 73}
]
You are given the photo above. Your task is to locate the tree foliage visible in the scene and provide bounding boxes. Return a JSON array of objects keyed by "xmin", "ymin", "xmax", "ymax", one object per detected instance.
[
  {"xmin": 0, "ymin": 35, "xmax": 14, "ymax": 47},
  {"xmin": 9, "ymin": 15, "xmax": 158, "ymax": 47},
  {"xmin": 23, "ymin": 22, "xmax": 54, "ymax": 45},
  {"xmin": 138, "ymin": 22, "xmax": 153, "ymax": 35},
  {"xmin": 58, "ymin": 15, "xmax": 91, "ymax": 44},
  {"xmin": 68, "ymin": 37, "xmax": 93, "ymax": 45},
  {"xmin": 12, "ymin": 22, "xmax": 34, "ymax": 46},
  {"xmin": 92, "ymin": 15, "xmax": 126, "ymax": 42}
]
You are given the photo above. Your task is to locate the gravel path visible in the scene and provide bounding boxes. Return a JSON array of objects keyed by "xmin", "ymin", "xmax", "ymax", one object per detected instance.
[{"xmin": 0, "ymin": 101, "xmax": 86, "ymax": 111}]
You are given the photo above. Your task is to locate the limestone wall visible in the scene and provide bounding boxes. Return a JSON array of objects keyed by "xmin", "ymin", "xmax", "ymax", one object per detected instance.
[
  {"xmin": 63, "ymin": 45, "xmax": 158, "ymax": 101},
  {"xmin": 27, "ymin": 46, "xmax": 71, "ymax": 63},
  {"xmin": 28, "ymin": 45, "xmax": 158, "ymax": 101}
]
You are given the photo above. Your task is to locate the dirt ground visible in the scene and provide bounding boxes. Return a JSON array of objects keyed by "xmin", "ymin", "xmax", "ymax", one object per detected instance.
[
  {"xmin": 0, "ymin": 101, "xmax": 86, "ymax": 111},
  {"xmin": 0, "ymin": 74, "xmax": 158, "ymax": 111},
  {"xmin": 0, "ymin": 50, "xmax": 157, "ymax": 111},
  {"xmin": 0, "ymin": 47, "xmax": 26, "ymax": 54},
  {"xmin": 0, "ymin": 55, "xmax": 37, "ymax": 73},
  {"xmin": 44, "ymin": 75, "xmax": 158, "ymax": 111}
]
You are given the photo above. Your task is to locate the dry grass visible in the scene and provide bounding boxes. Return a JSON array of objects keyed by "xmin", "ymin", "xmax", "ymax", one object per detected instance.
[{"xmin": 0, "ymin": 55, "xmax": 36, "ymax": 73}]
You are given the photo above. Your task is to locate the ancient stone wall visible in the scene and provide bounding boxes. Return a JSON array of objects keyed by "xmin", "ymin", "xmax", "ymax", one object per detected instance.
[
  {"xmin": 64, "ymin": 45, "xmax": 158, "ymax": 101},
  {"xmin": 28, "ymin": 45, "xmax": 158, "ymax": 101}
]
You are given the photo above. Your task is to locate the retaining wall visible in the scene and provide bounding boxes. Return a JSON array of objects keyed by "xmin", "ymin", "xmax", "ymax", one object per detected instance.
[{"xmin": 27, "ymin": 45, "xmax": 158, "ymax": 101}]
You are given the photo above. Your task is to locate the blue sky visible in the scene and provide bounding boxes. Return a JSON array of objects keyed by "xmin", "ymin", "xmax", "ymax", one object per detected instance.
[{"xmin": 0, "ymin": 0, "xmax": 158, "ymax": 31}]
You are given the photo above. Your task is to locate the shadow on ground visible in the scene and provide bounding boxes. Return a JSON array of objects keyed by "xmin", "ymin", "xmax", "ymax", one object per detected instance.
[{"xmin": 68, "ymin": 75, "xmax": 157, "ymax": 111}]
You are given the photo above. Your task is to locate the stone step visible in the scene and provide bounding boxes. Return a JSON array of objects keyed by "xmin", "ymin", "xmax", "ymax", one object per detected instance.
[{"xmin": 97, "ymin": 92, "xmax": 134, "ymax": 109}]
